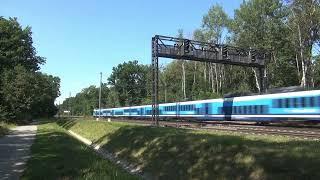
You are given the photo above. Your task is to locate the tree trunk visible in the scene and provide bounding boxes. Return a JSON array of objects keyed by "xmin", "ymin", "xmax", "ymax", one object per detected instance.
[
  {"xmin": 210, "ymin": 63, "xmax": 215, "ymax": 93},
  {"xmin": 295, "ymin": 53, "xmax": 300, "ymax": 77},
  {"xmin": 219, "ymin": 65, "xmax": 223, "ymax": 93},
  {"xmin": 182, "ymin": 61, "xmax": 186, "ymax": 100},
  {"xmin": 253, "ymin": 68, "xmax": 261, "ymax": 92},
  {"xmin": 193, "ymin": 62, "xmax": 197, "ymax": 87},
  {"xmin": 295, "ymin": 17, "xmax": 306, "ymax": 87},
  {"xmin": 214, "ymin": 64, "xmax": 219, "ymax": 94},
  {"xmin": 204, "ymin": 63, "xmax": 207, "ymax": 83},
  {"xmin": 164, "ymin": 78, "xmax": 167, "ymax": 102}
]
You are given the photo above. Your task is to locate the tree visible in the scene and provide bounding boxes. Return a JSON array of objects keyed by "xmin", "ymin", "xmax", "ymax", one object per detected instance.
[
  {"xmin": 0, "ymin": 17, "xmax": 45, "ymax": 73},
  {"xmin": 108, "ymin": 61, "xmax": 149, "ymax": 106},
  {"xmin": 287, "ymin": 0, "xmax": 320, "ymax": 87},
  {"xmin": 231, "ymin": 0, "xmax": 298, "ymax": 90},
  {"xmin": 1, "ymin": 65, "xmax": 60, "ymax": 120},
  {"xmin": 194, "ymin": 4, "xmax": 231, "ymax": 94},
  {"xmin": 0, "ymin": 17, "xmax": 60, "ymax": 122}
]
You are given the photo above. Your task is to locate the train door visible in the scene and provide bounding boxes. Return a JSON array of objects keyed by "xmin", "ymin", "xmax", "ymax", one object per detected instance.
[
  {"xmin": 176, "ymin": 103, "xmax": 179, "ymax": 118},
  {"xmin": 140, "ymin": 108, "xmax": 144, "ymax": 116},
  {"xmin": 205, "ymin": 103, "xmax": 210, "ymax": 115}
]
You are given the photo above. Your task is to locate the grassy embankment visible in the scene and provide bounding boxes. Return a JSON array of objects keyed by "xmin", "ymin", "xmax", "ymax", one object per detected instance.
[
  {"xmin": 59, "ymin": 119, "xmax": 320, "ymax": 180},
  {"xmin": 22, "ymin": 121, "xmax": 139, "ymax": 180},
  {"xmin": 0, "ymin": 121, "xmax": 15, "ymax": 137}
]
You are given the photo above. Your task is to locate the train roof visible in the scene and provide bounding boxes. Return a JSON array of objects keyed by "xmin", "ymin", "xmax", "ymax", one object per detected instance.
[{"xmin": 223, "ymin": 86, "xmax": 319, "ymax": 98}]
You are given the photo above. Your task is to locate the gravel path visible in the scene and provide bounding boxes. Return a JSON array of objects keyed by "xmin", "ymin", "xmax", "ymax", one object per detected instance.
[{"xmin": 0, "ymin": 125, "xmax": 37, "ymax": 180}]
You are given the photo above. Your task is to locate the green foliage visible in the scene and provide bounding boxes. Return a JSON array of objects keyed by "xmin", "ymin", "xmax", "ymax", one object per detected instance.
[
  {"xmin": 108, "ymin": 60, "xmax": 150, "ymax": 106},
  {"xmin": 0, "ymin": 17, "xmax": 60, "ymax": 122},
  {"xmin": 59, "ymin": 85, "xmax": 109, "ymax": 116},
  {"xmin": 0, "ymin": 17, "xmax": 45, "ymax": 73},
  {"xmin": 1, "ymin": 65, "xmax": 60, "ymax": 120},
  {"xmin": 0, "ymin": 121, "xmax": 15, "ymax": 137}
]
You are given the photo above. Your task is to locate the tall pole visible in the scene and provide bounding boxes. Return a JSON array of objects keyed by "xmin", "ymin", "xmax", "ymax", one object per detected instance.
[
  {"xmin": 98, "ymin": 72, "xmax": 102, "ymax": 120},
  {"xmin": 69, "ymin": 92, "xmax": 71, "ymax": 118}
]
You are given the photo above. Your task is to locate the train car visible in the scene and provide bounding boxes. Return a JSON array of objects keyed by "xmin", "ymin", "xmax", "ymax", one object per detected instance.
[{"xmin": 93, "ymin": 90, "xmax": 320, "ymax": 122}]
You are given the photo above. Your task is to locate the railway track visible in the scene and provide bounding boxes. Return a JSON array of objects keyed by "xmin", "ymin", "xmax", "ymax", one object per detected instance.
[{"xmin": 109, "ymin": 118, "xmax": 320, "ymax": 141}]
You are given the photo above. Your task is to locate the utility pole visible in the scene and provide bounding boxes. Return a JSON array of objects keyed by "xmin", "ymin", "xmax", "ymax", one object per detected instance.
[
  {"xmin": 98, "ymin": 72, "xmax": 102, "ymax": 120},
  {"xmin": 69, "ymin": 92, "xmax": 71, "ymax": 118}
]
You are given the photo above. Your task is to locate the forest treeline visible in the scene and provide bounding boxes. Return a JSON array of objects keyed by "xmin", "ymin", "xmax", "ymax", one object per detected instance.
[
  {"xmin": 61, "ymin": 0, "xmax": 320, "ymax": 116},
  {"xmin": 0, "ymin": 17, "xmax": 60, "ymax": 123}
]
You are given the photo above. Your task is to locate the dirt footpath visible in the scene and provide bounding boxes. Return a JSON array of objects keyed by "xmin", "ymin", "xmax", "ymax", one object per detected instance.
[{"xmin": 0, "ymin": 125, "xmax": 37, "ymax": 180}]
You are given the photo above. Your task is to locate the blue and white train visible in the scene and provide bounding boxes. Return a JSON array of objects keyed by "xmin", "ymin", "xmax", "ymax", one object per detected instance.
[{"xmin": 93, "ymin": 90, "xmax": 320, "ymax": 122}]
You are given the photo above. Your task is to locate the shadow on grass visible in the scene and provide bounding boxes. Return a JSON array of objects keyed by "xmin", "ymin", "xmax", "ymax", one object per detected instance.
[
  {"xmin": 56, "ymin": 118, "xmax": 77, "ymax": 130},
  {"xmin": 21, "ymin": 123, "xmax": 138, "ymax": 180},
  {"xmin": 100, "ymin": 126, "xmax": 320, "ymax": 180}
]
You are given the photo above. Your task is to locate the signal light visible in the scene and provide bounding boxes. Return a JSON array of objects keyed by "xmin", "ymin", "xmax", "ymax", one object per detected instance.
[
  {"xmin": 250, "ymin": 50, "xmax": 256, "ymax": 62},
  {"xmin": 184, "ymin": 40, "xmax": 190, "ymax": 53},
  {"xmin": 222, "ymin": 46, "xmax": 228, "ymax": 59}
]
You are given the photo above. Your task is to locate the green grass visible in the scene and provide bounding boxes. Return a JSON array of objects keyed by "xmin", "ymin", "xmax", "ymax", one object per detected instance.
[
  {"xmin": 0, "ymin": 121, "xmax": 15, "ymax": 137},
  {"xmin": 22, "ymin": 121, "xmax": 139, "ymax": 180},
  {"xmin": 59, "ymin": 119, "xmax": 320, "ymax": 180}
]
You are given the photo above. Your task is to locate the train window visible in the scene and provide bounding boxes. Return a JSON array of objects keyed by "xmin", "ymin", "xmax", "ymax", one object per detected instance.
[
  {"xmin": 278, "ymin": 99, "xmax": 283, "ymax": 108},
  {"xmin": 293, "ymin": 98, "xmax": 297, "ymax": 108},
  {"xmin": 310, "ymin": 97, "xmax": 315, "ymax": 107},
  {"xmin": 259, "ymin": 105, "xmax": 263, "ymax": 114},
  {"xmin": 285, "ymin": 99, "xmax": 288, "ymax": 108},
  {"xmin": 262, "ymin": 105, "xmax": 267, "ymax": 114},
  {"xmin": 257, "ymin": 105, "xmax": 261, "ymax": 114},
  {"xmin": 252, "ymin": 106, "xmax": 256, "ymax": 114},
  {"xmin": 318, "ymin": 96, "xmax": 320, "ymax": 107},
  {"xmin": 301, "ymin": 97, "xmax": 306, "ymax": 107},
  {"xmin": 245, "ymin": 106, "xmax": 248, "ymax": 114}
]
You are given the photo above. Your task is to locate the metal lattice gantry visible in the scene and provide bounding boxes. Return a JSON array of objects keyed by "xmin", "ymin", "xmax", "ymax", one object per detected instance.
[{"xmin": 151, "ymin": 35, "xmax": 270, "ymax": 126}]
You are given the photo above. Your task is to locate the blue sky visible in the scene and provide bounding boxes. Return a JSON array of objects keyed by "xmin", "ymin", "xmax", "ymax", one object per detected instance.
[{"xmin": 1, "ymin": 0, "xmax": 242, "ymax": 104}]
